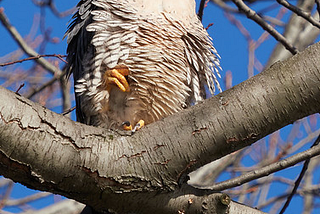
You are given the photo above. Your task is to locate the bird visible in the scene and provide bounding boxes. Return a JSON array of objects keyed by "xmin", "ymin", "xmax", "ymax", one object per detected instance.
[{"xmin": 65, "ymin": 0, "xmax": 221, "ymax": 131}]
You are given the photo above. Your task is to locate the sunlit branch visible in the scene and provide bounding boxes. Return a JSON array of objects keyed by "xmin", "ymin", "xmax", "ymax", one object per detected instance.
[
  {"xmin": 277, "ymin": 0, "xmax": 320, "ymax": 29},
  {"xmin": 198, "ymin": 0, "xmax": 207, "ymax": 21},
  {"xmin": 0, "ymin": 8, "xmax": 63, "ymax": 76},
  {"xmin": 211, "ymin": 0, "xmax": 286, "ymax": 26},
  {"xmin": 231, "ymin": 0, "xmax": 298, "ymax": 55},
  {"xmin": 205, "ymin": 131, "xmax": 320, "ymax": 191},
  {"xmin": 211, "ymin": 0, "xmax": 239, "ymax": 12},
  {"xmin": 257, "ymin": 184, "xmax": 320, "ymax": 210},
  {"xmin": 62, "ymin": 106, "xmax": 76, "ymax": 116},
  {"xmin": 31, "ymin": 0, "xmax": 76, "ymax": 18},
  {"xmin": 0, "ymin": 54, "xmax": 67, "ymax": 67},
  {"xmin": 279, "ymin": 134, "xmax": 320, "ymax": 214},
  {"xmin": 26, "ymin": 70, "xmax": 67, "ymax": 99}
]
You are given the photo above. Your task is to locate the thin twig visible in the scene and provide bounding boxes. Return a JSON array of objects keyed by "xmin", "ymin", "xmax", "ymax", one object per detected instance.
[
  {"xmin": 206, "ymin": 131, "xmax": 320, "ymax": 191},
  {"xmin": 31, "ymin": 0, "xmax": 76, "ymax": 18},
  {"xmin": 0, "ymin": 7, "xmax": 63, "ymax": 75},
  {"xmin": 15, "ymin": 83, "xmax": 25, "ymax": 95},
  {"xmin": 26, "ymin": 70, "xmax": 67, "ymax": 99},
  {"xmin": 279, "ymin": 134, "xmax": 320, "ymax": 214},
  {"xmin": 211, "ymin": 0, "xmax": 239, "ymax": 13},
  {"xmin": 0, "ymin": 180, "xmax": 13, "ymax": 210},
  {"xmin": 211, "ymin": 0, "xmax": 285, "ymax": 26},
  {"xmin": 0, "ymin": 54, "xmax": 67, "ymax": 67},
  {"xmin": 62, "ymin": 106, "xmax": 76, "ymax": 116},
  {"xmin": 277, "ymin": 0, "xmax": 320, "ymax": 29},
  {"xmin": 257, "ymin": 183, "xmax": 320, "ymax": 210},
  {"xmin": 231, "ymin": 0, "xmax": 298, "ymax": 55},
  {"xmin": 198, "ymin": 0, "xmax": 206, "ymax": 21}
]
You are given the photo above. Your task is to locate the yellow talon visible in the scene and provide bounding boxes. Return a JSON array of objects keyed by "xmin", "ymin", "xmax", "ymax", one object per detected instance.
[
  {"xmin": 132, "ymin": 120, "xmax": 145, "ymax": 132},
  {"xmin": 122, "ymin": 121, "xmax": 133, "ymax": 130},
  {"xmin": 121, "ymin": 120, "xmax": 145, "ymax": 132},
  {"xmin": 103, "ymin": 64, "xmax": 130, "ymax": 92}
]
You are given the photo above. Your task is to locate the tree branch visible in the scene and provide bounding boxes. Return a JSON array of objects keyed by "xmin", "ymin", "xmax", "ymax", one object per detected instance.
[
  {"xmin": 202, "ymin": 132, "xmax": 320, "ymax": 191},
  {"xmin": 0, "ymin": 54, "xmax": 67, "ymax": 67},
  {"xmin": 267, "ymin": 0, "xmax": 319, "ymax": 67},
  {"xmin": 0, "ymin": 42, "xmax": 320, "ymax": 213},
  {"xmin": 279, "ymin": 134, "xmax": 320, "ymax": 214},
  {"xmin": 231, "ymin": 0, "xmax": 298, "ymax": 55},
  {"xmin": 0, "ymin": 7, "xmax": 63, "ymax": 75},
  {"xmin": 25, "ymin": 69, "xmax": 67, "ymax": 99},
  {"xmin": 277, "ymin": 0, "xmax": 320, "ymax": 29},
  {"xmin": 198, "ymin": 0, "xmax": 207, "ymax": 21}
]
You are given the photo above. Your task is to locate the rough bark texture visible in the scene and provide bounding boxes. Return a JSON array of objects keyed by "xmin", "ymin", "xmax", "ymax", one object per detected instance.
[{"xmin": 0, "ymin": 42, "xmax": 320, "ymax": 213}]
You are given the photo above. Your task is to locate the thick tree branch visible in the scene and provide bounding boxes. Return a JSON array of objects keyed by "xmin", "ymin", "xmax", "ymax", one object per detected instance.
[{"xmin": 0, "ymin": 42, "xmax": 320, "ymax": 213}]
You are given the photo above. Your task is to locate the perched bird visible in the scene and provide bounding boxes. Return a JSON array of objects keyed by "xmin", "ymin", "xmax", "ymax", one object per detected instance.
[{"xmin": 66, "ymin": 0, "xmax": 221, "ymax": 131}]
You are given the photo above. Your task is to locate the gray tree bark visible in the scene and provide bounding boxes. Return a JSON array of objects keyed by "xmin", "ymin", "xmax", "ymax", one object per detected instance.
[{"xmin": 0, "ymin": 41, "xmax": 320, "ymax": 213}]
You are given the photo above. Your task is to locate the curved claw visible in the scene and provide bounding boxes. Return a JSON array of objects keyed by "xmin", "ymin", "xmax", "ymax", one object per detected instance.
[
  {"xmin": 132, "ymin": 120, "xmax": 145, "ymax": 132},
  {"xmin": 121, "ymin": 120, "xmax": 145, "ymax": 132},
  {"xmin": 122, "ymin": 121, "xmax": 132, "ymax": 131},
  {"xmin": 103, "ymin": 64, "xmax": 130, "ymax": 92}
]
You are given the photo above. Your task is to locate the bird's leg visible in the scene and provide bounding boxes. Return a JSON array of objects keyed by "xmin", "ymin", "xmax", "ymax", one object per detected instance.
[
  {"xmin": 122, "ymin": 121, "xmax": 132, "ymax": 130},
  {"xmin": 122, "ymin": 120, "xmax": 145, "ymax": 132},
  {"xmin": 103, "ymin": 64, "xmax": 130, "ymax": 92},
  {"xmin": 103, "ymin": 64, "xmax": 144, "ymax": 132},
  {"xmin": 132, "ymin": 120, "xmax": 145, "ymax": 132}
]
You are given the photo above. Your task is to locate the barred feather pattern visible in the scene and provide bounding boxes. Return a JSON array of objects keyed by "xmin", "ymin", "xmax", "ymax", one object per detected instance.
[{"xmin": 66, "ymin": 0, "xmax": 221, "ymax": 129}]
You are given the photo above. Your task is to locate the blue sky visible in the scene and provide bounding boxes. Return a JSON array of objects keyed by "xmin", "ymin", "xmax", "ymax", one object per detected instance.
[{"xmin": 0, "ymin": 0, "xmax": 319, "ymax": 213}]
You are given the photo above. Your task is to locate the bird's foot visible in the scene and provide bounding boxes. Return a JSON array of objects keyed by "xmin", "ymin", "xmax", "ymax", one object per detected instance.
[
  {"xmin": 122, "ymin": 120, "xmax": 145, "ymax": 132},
  {"xmin": 103, "ymin": 64, "xmax": 130, "ymax": 92}
]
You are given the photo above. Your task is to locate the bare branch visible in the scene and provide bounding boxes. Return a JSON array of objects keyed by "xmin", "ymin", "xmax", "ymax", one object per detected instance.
[
  {"xmin": 0, "ymin": 54, "xmax": 67, "ymax": 67},
  {"xmin": 277, "ymin": 0, "xmax": 320, "ymax": 29},
  {"xmin": 15, "ymin": 83, "xmax": 25, "ymax": 95},
  {"xmin": 25, "ymin": 69, "xmax": 67, "ymax": 99},
  {"xmin": 211, "ymin": 0, "xmax": 286, "ymax": 26},
  {"xmin": 62, "ymin": 106, "xmax": 76, "ymax": 116},
  {"xmin": 0, "ymin": 179, "xmax": 13, "ymax": 210},
  {"xmin": 231, "ymin": 0, "xmax": 298, "ymax": 55},
  {"xmin": 267, "ymin": 0, "xmax": 320, "ymax": 67},
  {"xmin": 257, "ymin": 184, "xmax": 320, "ymax": 210},
  {"xmin": 203, "ymin": 131, "xmax": 320, "ymax": 191},
  {"xmin": 211, "ymin": 0, "xmax": 238, "ymax": 12},
  {"xmin": 0, "ymin": 8, "xmax": 63, "ymax": 76},
  {"xmin": 31, "ymin": 0, "xmax": 76, "ymax": 18},
  {"xmin": 279, "ymin": 134, "xmax": 320, "ymax": 214},
  {"xmin": 198, "ymin": 0, "xmax": 208, "ymax": 21},
  {"xmin": 0, "ymin": 42, "xmax": 320, "ymax": 213}
]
